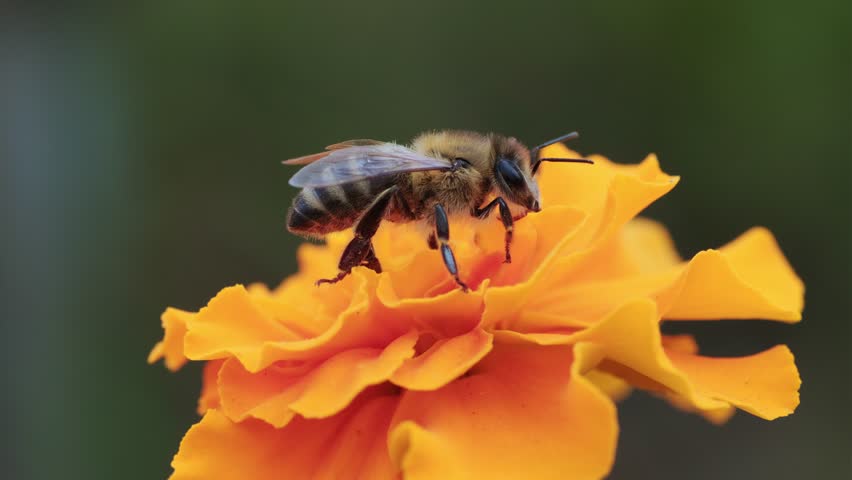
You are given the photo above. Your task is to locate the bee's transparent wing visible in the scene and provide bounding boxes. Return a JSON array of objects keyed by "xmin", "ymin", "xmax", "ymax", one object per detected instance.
[
  {"xmin": 282, "ymin": 139, "xmax": 386, "ymax": 165},
  {"xmin": 324, "ymin": 139, "xmax": 386, "ymax": 150},
  {"xmin": 287, "ymin": 144, "xmax": 451, "ymax": 188}
]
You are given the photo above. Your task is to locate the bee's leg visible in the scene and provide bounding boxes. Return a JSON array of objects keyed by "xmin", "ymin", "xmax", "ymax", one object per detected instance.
[
  {"xmin": 473, "ymin": 197, "xmax": 514, "ymax": 263},
  {"xmin": 434, "ymin": 204, "xmax": 469, "ymax": 292},
  {"xmin": 427, "ymin": 233, "xmax": 438, "ymax": 250},
  {"xmin": 316, "ymin": 187, "xmax": 396, "ymax": 286},
  {"xmin": 361, "ymin": 243, "xmax": 382, "ymax": 273}
]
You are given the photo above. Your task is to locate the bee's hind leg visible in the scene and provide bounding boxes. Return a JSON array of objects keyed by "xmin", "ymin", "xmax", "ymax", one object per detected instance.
[
  {"xmin": 315, "ymin": 237, "xmax": 376, "ymax": 286},
  {"xmin": 316, "ymin": 187, "xmax": 396, "ymax": 286},
  {"xmin": 473, "ymin": 197, "xmax": 514, "ymax": 263},
  {"xmin": 361, "ymin": 244, "xmax": 382, "ymax": 273},
  {"xmin": 434, "ymin": 204, "xmax": 469, "ymax": 292}
]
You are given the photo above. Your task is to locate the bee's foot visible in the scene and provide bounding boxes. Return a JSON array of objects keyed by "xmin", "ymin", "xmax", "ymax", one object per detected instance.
[
  {"xmin": 503, "ymin": 255, "xmax": 512, "ymax": 264},
  {"xmin": 455, "ymin": 277, "xmax": 470, "ymax": 293},
  {"xmin": 315, "ymin": 271, "xmax": 349, "ymax": 287}
]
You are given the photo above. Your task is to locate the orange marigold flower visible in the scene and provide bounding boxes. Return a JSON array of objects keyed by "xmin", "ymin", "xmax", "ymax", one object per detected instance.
[{"xmin": 150, "ymin": 146, "xmax": 803, "ymax": 479}]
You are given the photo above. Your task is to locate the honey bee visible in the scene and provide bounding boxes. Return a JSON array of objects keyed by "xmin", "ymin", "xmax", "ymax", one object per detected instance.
[{"xmin": 283, "ymin": 130, "xmax": 592, "ymax": 291}]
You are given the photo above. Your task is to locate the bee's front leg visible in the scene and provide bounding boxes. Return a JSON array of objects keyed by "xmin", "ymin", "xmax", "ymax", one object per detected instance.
[
  {"xmin": 473, "ymin": 197, "xmax": 514, "ymax": 263},
  {"xmin": 433, "ymin": 204, "xmax": 469, "ymax": 292},
  {"xmin": 426, "ymin": 233, "xmax": 438, "ymax": 250}
]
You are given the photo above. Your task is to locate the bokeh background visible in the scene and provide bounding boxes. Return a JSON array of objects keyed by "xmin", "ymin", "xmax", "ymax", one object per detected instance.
[{"xmin": 2, "ymin": 1, "xmax": 849, "ymax": 479}]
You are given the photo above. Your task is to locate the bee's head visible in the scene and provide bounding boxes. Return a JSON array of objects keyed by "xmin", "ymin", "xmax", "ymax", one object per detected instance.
[
  {"xmin": 493, "ymin": 132, "xmax": 593, "ymax": 213},
  {"xmin": 493, "ymin": 137, "xmax": 541, "ymax": 212}
]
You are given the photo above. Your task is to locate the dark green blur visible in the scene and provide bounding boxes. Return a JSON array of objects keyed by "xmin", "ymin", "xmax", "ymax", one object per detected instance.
[{"xmin": 1, "ymin": 2, "xmax": 849, "ymax": 479}]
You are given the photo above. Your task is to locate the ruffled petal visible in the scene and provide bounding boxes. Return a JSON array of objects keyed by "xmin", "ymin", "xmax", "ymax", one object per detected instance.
[
  {"xmin": 182, "ymin": 285, "xmax": 308, "ymax": 367},
  {"xmin": 620, "ymin": 217, "xmax": 682, "ymax": 273},
  {"xmin": 664, "ymin": 393, "xmax": 736, "ymax": 425},
  {"xmin": 184, "ymin": 273, "xmax": 411, "ymax": 372},
  {"xmin": 197, "ymin": 360, "xmax": 223, "ymax": 414},
  {"xmin": 489, "ymin": 225, "xmax": 804, "ymax": 331},
  {"xmin": 172, "ymin": 393, "xmax": 399, "ymax": 480},
  {"xmin": 148, "ymin": 308, "xmax": 193, "ymax": 371},
  {"xmin": 376, "ymin": 273, "xmax": 487, "ymax": 338},
  {"xmin": 538, "ymin": 148, "xmax": 678, "ymax": 244},
  {"xmin": 538, "ymin": 146, "xmax": 676, "ymax": 214},
  {"xmin": 666, "ymin": 345, "xmax": 800, "ymax": 420},
  {"xmin": 391, "ymin": 328, "xmax": 493, "ymax": 391},
  {"xmin": 585, "ymin": 368, "xmax": 632, "ymax": 402},
  {"xmin": 218, "ymin": 331, "xmax": 416, "ymax": 427},
  {"xmin": 575, "ymin": 299, "xmax": 800, "ymax": 420},
  {"xmin": 483, "ymin": 153, "xmax": 679, "ymax": 331},
  {"xmin": 484, "ymin": 206, "xmax": 589, "ymax": 287},
  {"xmin": 388, "ymin": 342, "xmax": 618, "ymax": 480},
  {"xmin": 659, "ymin": 227, "xmax": 804, "ymax": 322}
]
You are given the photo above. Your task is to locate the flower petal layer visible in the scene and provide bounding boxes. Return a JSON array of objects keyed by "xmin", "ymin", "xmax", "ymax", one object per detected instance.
[
  {"xmin": 486, "ymin": 225, "xmax": 803, "ymax": 332},
  {"xmin": 172, "ymin": 393, "xmax": 399, "ymax": 480},
  {"xmin": 148, "ymin": 308, "xmax": 193, "ymax": 371},
  {"xmin": 666, "ymin": 345, "xmax": 800, "ymax": 420},
  {"xmin": 577, "ymin": 299, "xmax": 800, "ymax": 420},
  {"xmin": 376, "ymin": 274, "xmax": 487, "ymax": 338},
  {"xmin": 184, "ymin": 274, "xmax": 411, "ymax": 372},
  {"xmin": 391, "ymin": 328, "xmax": 493, "ymax": 391},
  {"xmin": 585, "ymin": 368, "xmax": 633, "ymax": 402},
  {"xmin": 539, "ymin": 149, "xmax": 678, "ymax": 255},
  {"xmin": 619, "ymin": 217, "xmax": 682, "ymax": 273},
  {"xmin": 483, "ymin": 153, "xmax": 680, "ymax": 330},
  {"xmin": 218, "ymin": 331, "xmax": 416, "ymax": 427},
  {"xmin": 197, "ymin": 360, "xmax": 223, "ymax": 414},
  {"xmin": 388, "ymin": 342, "xmax": 618, "ymax": 480},
  {"xmin": 659, "ymin": 227, "xmax": 804, "ymax": 322},
  {"xmin": 537, "ymin": 147, "xmax": 677, "ymax": 222}
]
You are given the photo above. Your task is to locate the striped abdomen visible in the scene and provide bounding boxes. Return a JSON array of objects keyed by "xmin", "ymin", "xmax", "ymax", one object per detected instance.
[{"xmin": 287, "ymin": 178, "xmax": 393, "ymax": 236}]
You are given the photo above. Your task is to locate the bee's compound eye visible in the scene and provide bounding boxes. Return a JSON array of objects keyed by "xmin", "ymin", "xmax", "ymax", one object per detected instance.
[{"xmin": 496, "ymin": 157, "xmax": 525, "ymax": 187}]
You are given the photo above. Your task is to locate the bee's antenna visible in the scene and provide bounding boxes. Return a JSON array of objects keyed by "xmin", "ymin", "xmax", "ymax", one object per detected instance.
[
  {"xmin": 535, "ymin": 132, "xmax": 580, "ymax": 152},
  {"xmin": 531, "ymin": 131, "xmax": 592, "ymax": 174}
]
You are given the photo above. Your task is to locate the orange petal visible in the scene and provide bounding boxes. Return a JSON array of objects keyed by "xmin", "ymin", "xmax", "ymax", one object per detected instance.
[
  {"xmin": 287, "ymin": 331, "xmax": 415, "ymax": 418},
  {"xmin": 388, "ymin": 342, "xmax": 618, "ymax": 480},
  {"xmin": 391, "ymin": 328, "xmax": 493, "ymax": 390},
  {"xmin": 171, "ymin": 393, "xmax": 399, "ymax": 480},
  {"xmin": 485, "ymin": 206, "xmax": 588, "ymax": 287},
  {"xmin": 376, "ymin": 273, "xmax": 487, "ymax": 338},
  {"xmin": 620, "ymin": 217, "xmax": 682, "ymax": 273},
  {"xmin": 197, "ymin": 360, "xmax": 224, "ymax": 415},
  {"xmin": 664, "ymin": 393, "xmax": 736, "ymax": 425},
  {"xmin": 537, "ymin": 146, "xmax": 676, "ymax": 216},
  {"xmin": 661, "ymin": 334, "xmax": 699, "ymax": 354},
  {"xmin": 575, "ymin": 299, "xmax": 801, "ymax": 420},
  {"xmin": 183, "ymin": 285, "xmax": 306, "ymax": 368},
  {"xmin": 480, "ymin": 208, "xmax": 588, "ymax": 331},
  {"xmin": 536, "ymin": 145, "xmax": 608, "ymax": 211},
  {"xmin": 148, "ymin": 308, "xmax": 193, "ymax": 371},
  {"xmin": 585, "ymin": 368, "xmax": 632, "ymax": 402},
  {"xmin": 497, "ymin": 226, "xmax": 804, "ymax": 330},
  {"xmin": 548, "ymin": 155, "xmax": 680, "ymax": 284},
  {"xmin": 537, "ymin": 148, "xmax": 678, "ymax": 242},
  {"xmin": 483, "ymin": 155, "xmax": 678, "ymax": 331},
  {"xmin": 666, "ymin": 345, "xmax": 800, "ymax": 420},
  {"xmin": 218, "ymin": 331, "xmax": 416, "ymax": 427},
  {"xmin": 659, "ymin": 227, "xmax": 804, "ymax": 322},
  {"xmin": 184, "ymin": 273, "xmax": 411, "ymax": 372}
]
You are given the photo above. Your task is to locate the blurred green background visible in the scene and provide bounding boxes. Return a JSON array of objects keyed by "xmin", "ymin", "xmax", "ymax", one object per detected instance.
[{"xmin": 2, "ymin": 1, "xmax": 849, "ymax": 479}]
